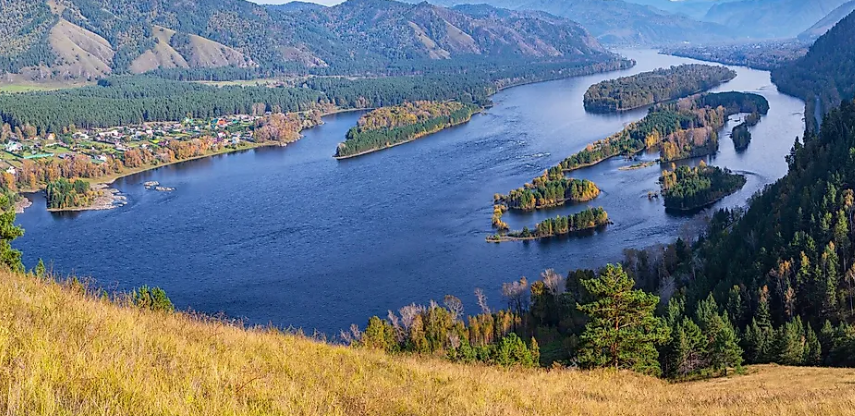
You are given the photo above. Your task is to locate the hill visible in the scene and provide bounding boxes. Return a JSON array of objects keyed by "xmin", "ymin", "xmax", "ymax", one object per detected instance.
[
  {"xmin": 2, "ymin": 269, "xmax": 855, "ymax": 415},
  {"xmin": 772, "ymin": 9, "xmax": 855, "ymax": 131},
  {"xmin": 0, "ymin": 0, "xmax": 615, "ymax": 82},
  {"xmin": 704, "ymin": 0, "xmax": 850, "ymax": 38},
  {"xmin": 402, "ymin": 0, "xmax": 736, "ymax": 46},
  {"xmin": 799, "ymin": 0, "xmax": 855, "ymax": 39}
]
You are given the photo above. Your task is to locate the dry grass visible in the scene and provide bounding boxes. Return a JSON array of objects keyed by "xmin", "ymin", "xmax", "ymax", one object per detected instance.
[{"xmin": 2, "ymin": 270, "xmax": 855, "ymax": 415}]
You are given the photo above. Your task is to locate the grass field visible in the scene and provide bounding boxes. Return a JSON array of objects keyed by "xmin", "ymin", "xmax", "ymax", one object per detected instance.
[
  {"xmin": 0, "ymin": 82, "xmax": 90, "ymax": 93},
  {"xmin": 2, "ymin": 269, "xmax": 855, "ymax": 415}
]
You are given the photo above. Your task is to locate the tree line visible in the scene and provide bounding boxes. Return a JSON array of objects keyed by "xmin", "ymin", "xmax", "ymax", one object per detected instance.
[
  {"xmin": 335, "ymin": 102, "xmax": 480, "ymax": 158},
  {"xmin": 659, "ymin": 162, "xmax": 747, "ymax": 211},
  {"xmin": 495, "ymin": 167, "xmax": 599, "ymax": 211},
  {"xmin": 583, "ymin": 64, "xmax": 736, "ymax": 113}
]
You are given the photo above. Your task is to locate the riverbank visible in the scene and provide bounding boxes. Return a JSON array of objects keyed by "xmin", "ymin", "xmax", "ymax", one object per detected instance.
[
  {"xmin": 46, "ymin": 184, "xmax": 127, "ymax": 213},
  {"xmin": 333, "ymin": 109, "xmax": 482, "ymax": 160}
]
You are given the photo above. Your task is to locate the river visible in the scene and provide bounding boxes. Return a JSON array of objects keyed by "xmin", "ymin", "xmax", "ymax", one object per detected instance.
[{"xmin": 14, "ymin": 50, "xmax": 805, "ymax": 336}]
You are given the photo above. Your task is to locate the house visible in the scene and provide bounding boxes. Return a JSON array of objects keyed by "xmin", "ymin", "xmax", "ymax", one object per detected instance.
[
  {"xmin": 5, "ymin": 142, "xmax": 22, "ymax": 153},
  {"xmin": 5, "ymin": 167, "xmax": 16, "ymax": 176}
]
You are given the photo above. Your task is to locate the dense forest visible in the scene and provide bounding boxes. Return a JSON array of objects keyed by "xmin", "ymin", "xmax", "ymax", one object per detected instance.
[
  {"xmin": 45, "ymin": 178, "xmax": 96, "ymax": 210},
  {"xmin": 0, "ymin": 77, "xmax": 324, "ymax": 135},
  {"xmin": 583, "ymin": 65, "xmax": 736, "ymax": 113},
  {"xmin": 359, "ymin": 99, "xmax": 855, "ymax": 378},
  {"xmin": 335, "ymin": 101, "xmax": 480, "ymax": 158},
  {"xmin": 496, "ymin": 167, "xmax": 600, "ymax": 210},
  {"xmin": 772, "ymin": 10, "xmax": 855, "ymax": 132},
  {"xmin": 659, "ymin": 162, "xmax": 747, "ymax": 211}
]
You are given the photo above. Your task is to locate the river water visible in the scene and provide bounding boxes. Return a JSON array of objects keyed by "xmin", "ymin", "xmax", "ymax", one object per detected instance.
[{"xmin": 15, "ymin": 50, "xmax": 805, "ymax": 335}]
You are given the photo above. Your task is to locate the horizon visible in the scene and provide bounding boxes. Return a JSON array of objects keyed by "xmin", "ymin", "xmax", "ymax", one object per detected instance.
[{"xmin": 250, "ymin": 0, "xmax": 346, "ymax": 5}]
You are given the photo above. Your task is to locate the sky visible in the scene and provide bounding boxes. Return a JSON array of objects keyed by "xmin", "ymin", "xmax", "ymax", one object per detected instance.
[{"xmin": 250, "ymin": 0, "xmax": 345, "ymax": 5}]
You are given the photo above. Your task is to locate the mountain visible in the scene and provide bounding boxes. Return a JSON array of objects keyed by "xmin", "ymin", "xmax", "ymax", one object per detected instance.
[
  {"xmin": 267, "ymin": 1, "xmax": 328, "ymax": 12},
  {"xmin": 0, "ymin": 0, "xmax": 613, "ymax": 82},
  {"xmin": 798, "ymin": 0, "xmax": 855, "ymax": 39},
  {"xmin": 5, "ymin": 268, "xmax": 855, "ymax": 414},
  {"xmin": 402, "ymin": 0, "xmax": 736, "ymax": 46},
  {"xmin": 621, "ymin": 0, "xmax": 742, "ymax": 20},
  {"xmin": 772, "ymin": 9, "xmax": 855, "ymax": 130},
  {"xmin": 704, "ymin": 0, "xmax": 850, "ymax": 38}
]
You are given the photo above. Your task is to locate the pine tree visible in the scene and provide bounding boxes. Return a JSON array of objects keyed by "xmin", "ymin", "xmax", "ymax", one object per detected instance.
[
  {"xmin": 708, "ymin": 313, "xmax": 743, "ymax": 374},
  {"xmin": 577, "ymin": 264, "xmax": 670, "ymax": 376},
  {"xmin": 34, "ymin": 258, "xmax": 46, "ymax": 278},
  {"xmin": 775, "ymin": 317, "xmax": 806, "ymax": 366},
  {"xmin": 804, "ymin": 322, "xmax": 822, "ymax": 366}
]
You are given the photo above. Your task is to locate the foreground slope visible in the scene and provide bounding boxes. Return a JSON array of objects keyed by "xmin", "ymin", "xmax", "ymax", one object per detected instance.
[{"xmin": 2, "ymin": 270, "xmax": 855, "ymax": 415}]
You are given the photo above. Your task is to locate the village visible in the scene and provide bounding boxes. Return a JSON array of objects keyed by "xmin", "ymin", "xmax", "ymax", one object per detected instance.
[{"xmin": 0, "ymin": 114, "xmax": 264, "ymax": 178}]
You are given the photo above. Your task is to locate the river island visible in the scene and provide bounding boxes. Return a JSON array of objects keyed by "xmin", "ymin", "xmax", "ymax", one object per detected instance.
[{"xmin": 334, "ymin": 101, "xmax": 481, "ymax": 159}]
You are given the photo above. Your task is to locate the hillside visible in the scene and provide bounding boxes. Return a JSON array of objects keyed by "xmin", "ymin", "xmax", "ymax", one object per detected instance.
[
  {"xmin": 403, "ymin": 0, "xmax": 736, "ymax": 46},
  {"xmin": 799, "ymin": 0, "xmax": 855, "ymax": 39},
  {"xmin": 2, "ymin": 270, "xmax": 855, "ymax": 415},
  {"xmin": 704, "ymin": 0, "xmax": 850, "ymax": 38},
  {"xmin": 0, "ymin": 0, "xmax": 615, "ymax": 82},
  {"xmin": 772, "ymin": 10, "xmax": 855, "ymax": 130}
]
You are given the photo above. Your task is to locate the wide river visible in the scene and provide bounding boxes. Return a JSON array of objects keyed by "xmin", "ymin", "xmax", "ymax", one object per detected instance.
[{"xmin": 15, "ymin": 50, "xmax": 805, "ymax": 336}]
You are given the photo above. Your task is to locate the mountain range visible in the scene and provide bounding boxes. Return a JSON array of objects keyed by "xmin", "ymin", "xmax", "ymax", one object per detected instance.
[
  {"xmin": 0, "ymin": 0, "xmax": 612, "ymax": 82},
  {"xmin": 703, "ymin": 0, "xmax": 851, "ymax": 38}
]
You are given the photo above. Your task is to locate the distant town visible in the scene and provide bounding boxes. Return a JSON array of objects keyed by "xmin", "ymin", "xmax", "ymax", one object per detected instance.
[{"xmin": 0, "ymin": 114, "xmax": 265, "ymax": 178}]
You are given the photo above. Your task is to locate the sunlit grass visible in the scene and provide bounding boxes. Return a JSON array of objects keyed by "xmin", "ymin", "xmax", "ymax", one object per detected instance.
[{"xmin": 2, "ymin": 269, "xmax": 855, "ymax": 415}]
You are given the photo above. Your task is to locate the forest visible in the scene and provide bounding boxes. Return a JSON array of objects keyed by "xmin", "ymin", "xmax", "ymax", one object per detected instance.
[
  {"xmin": 45, "ymin": 178, "xmax": 96, "ymax": 210},
  {"xmin": 659, "ymin": 162, "xmax": 747, "ymax": 211},
  {"xmin": 772, "ymin": 10, "xmax": 855, "ymax": 133},
  {"xmin": 335, "ymin": 101, "xmax": 480, "ymax": 158},
  {"xmin": 583, "ymin": 64, "xmax": 736, "ymax": 113},
  {"xmin": 496, "ymin": 167, "xmax": 600, "ymax": 210}
]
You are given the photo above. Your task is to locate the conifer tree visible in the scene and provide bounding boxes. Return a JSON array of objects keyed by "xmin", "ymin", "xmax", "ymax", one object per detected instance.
[
  {"xmin": 577, "ymin": 264, "xmax": 670, "ymax": 375},
  {"xmin": 804, "ymin": 322, "xmax": 822, "ymax": 366}
]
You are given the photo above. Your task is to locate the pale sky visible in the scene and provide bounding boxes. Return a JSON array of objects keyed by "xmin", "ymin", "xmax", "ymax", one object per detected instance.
[{"xmin": 250, "ymin": 0, "xmax": 346, "ymax": 5}]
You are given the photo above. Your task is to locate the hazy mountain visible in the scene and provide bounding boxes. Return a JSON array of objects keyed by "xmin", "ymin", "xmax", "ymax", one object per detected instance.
[
  {"xmin": 798, "ymin": 0, "xmax": 855, "ymax": 39},
  {"xmin": 0, "ymin": 0, "xmax": 613, "ymax": 81},
  {"xmin": 704, "ymin": 0, "xmax": 850, "ymax": 38},
  {"xmin": 267, "ymin": 1, "xmax": 328, "ymax": 12},
  {"xmin": 401, "ymin": 0, "xmax": 736, "ymax": 46}
]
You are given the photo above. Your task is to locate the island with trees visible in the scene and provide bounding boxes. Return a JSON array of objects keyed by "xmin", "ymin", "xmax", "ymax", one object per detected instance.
[
  {"xmin": 559, "ymin": 92, "xmax": 770, "ymax": 172},
  {"xmin": 583, "ymin": 64, "xmax": 736, "ymax": 113},
  {"xmin": 487, "ymin": 207, "xmax": 609, "ymax": 242},
  {"xmin": 731, "ymin": 112, "xmax": 762, "ymax": 151},
  {"xmin": 45, "ymin": 178, "xmax": 97, "ymax": 211},
  {"xmin": 659, "ymin": 162, "xmax": 746, "ymax": 211},
  {"xmin": 495, "ymin": 167, "xmax": 599, "ymax": 211},
  {"xmin": 334, "ymin": 101, "xmax": 481, "ymax": 159}
]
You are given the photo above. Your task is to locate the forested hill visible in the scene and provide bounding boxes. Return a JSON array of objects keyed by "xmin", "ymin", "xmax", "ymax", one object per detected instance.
[
  {"xmin": 401, "ymin": 0, "xmax": 736, "ymax": 46},
  {"xmin": 772, "ymin": 9, "xmax": 855, "ymax": 131},
  {"xmin": 0, "ymin": 0, "xmax": 614, "ymax": 82},
  {"xmin": 679, "ymin": 99, "xmax": 855, "ymax": 367}
]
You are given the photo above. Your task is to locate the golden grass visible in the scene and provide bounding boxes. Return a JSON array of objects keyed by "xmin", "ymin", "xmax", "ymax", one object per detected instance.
[{"xmin": 2, "ymin": 270, "xmax": 855, "ymax": 415}]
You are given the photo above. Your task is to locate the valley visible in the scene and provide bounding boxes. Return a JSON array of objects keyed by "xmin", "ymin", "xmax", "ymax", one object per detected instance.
[{"xmin": 12, "ymin": 50, "xmax": 805, "ymax": 335}]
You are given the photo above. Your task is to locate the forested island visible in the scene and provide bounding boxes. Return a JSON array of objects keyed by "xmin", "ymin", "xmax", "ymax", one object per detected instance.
[
  {"xmin": 45, "ymin": 178, "xmax": 97, "ymax": 210},
  {"xmin": 495, "ymin": 167, "xmax": 599, "ymax": 210},
  {"xmin": 583, "ymin": 65, "xmax": 736, "ymax": 113},
  {"xmin": 334, "ymin": 101, "xmax": 480, "ymax": 159},
  {"xmin": 487, "ymin": 207, "xmax": 609, "ymax": 242},
  {"xmin": 731, "ymin": 112, "xmax": 762, "ymax": 151},
  {"xmin": 559, "ymin": 92, "xmax": 770, "ymax": 172},
  {"xmin": 659, "ymin": 162, "xmax": 746, "ymax": 211}
]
